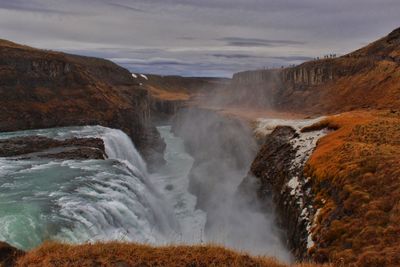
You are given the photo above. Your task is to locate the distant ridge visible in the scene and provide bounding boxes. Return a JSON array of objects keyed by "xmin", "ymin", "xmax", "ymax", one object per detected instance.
[{"xmin": 228, "ymin": 27, "xmax": 400, "ymax": 114}]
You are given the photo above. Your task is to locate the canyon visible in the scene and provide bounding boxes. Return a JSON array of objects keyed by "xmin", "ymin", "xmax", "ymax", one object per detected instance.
[
  {"xmin": 227, "ymin": 28, "xmax": 400, "ymax": 266},
  {"xmin": 0, "ymin": 27, "xmax": 400, "ymax": 267}
]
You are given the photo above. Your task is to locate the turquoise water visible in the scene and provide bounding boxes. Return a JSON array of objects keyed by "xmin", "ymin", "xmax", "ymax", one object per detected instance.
[
  {"xmin": 0, "ymin": 126, "xmax": 205, "ymax": 250},
  {"xmin": 0, "ymin": 125, "xmax": 290, "ymax": 262}
]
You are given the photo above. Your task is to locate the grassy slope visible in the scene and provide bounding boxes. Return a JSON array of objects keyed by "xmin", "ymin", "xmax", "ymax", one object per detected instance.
[
  {"xmin": 303, "ymin": 110, "xmax": 400, "ymax": 266},
  {"xmin": 15, "ymin": 242, "xmax": 330, "ymax": 267},
  {"xmin": 274, "ymin": 28, "xmax": 400, "ymax": 115},
  {"xmin": 142, "ymin": 75, "xmax": 230, "ymax": 101}
]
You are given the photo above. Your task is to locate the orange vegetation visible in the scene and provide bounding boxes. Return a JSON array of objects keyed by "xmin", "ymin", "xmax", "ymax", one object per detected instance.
[
  {"xmin": 304, "ymin": 110, "xmax": 400, "ymax": 266},
  {"xmin": 208, "ymin": 106, "xmax": 308, "ymax": 122},
  {"xmin": 146, "ymin": 85, "xmax": 190, "ymax": 101},
  {"xmin": 143, "ymin": 75, "xmax": 229, "ymax": 101},
  {"xmin": 15, "ymin": 242, "xmax": 331, "ymax": 267}
]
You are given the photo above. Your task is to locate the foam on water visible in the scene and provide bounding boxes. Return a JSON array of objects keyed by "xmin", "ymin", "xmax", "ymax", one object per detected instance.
[
  {"xmin": 152, "ymin": 126, "xmax": 207, "ymax": 244},
  {"xmin": 1, "ymin": 125, "xmax": 291, "ymax": 260},
  {"xmin": 0, "ymin": 126, "xmax": 191, "ymax": 250}
]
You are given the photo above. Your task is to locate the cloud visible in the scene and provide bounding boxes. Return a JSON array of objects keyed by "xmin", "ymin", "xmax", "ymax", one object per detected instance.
[
  {"xmin": 0, "ymin": 0, "xmax": 399, "ymax": 77},
  {"xmin": 110, "ymin": 57, "xmax": 192, "ymax": 66},
  {"xmin": 106, "ymin": 2, "xmax": 145, "ymax": 13},
  {"xmin": 270, "ymin": 56, "xmax": 314, "ymax": 62},
  {"xmin": 0, "ymin": 1, "xmax": 74, "ymax": 15},
  {"xmin": 219, "ymin": 37, "xmax": 306, "ymax": 47},
  {"xmin": 212, "ymin": 54, "xmax": 262, "ymax": 59}
]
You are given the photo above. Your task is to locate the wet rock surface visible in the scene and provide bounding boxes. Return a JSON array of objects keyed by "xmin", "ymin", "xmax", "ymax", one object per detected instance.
[
  {"xmin": 246, "ymin": 126, "xmax": 321, "ymax": 260},
  {"xmin": 0, "ymin": 136, "xmax": 106, "ymax": 160}
]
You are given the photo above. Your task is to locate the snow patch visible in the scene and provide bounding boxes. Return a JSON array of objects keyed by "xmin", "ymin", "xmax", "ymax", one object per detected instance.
[
  {"xmin": 289, "ymin": 128, "xmax": 327, "ymax": 171},
  {"xmin": 287, "ymin": 176, "xmax": 300, "ymax": 196},
  {"xmin": 131, "ymin": 73, "xmax": 138, "ymax": 78},
  {"xmin": 255, "ymin": 117, "xmax": 324, "ymax": 137},
  {"xmin": 307, "ymin": 208, "xmax": 321, "ymax": 249},
  {"xmin": 140, "ymin": 74, "xmax": 148, "ymax": 80},
  {"xmin": 255, "ymin": 116, "xmax": 329, "ymax": 251},
  {"xmin": 307, "ymin": 234, "xmax": 314, "ymax": 249}
]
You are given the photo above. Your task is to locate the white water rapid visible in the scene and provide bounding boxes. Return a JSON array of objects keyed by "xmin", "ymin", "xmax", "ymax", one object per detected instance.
[
  {"xmin": 0, "ymin": 126, "xmax": 203, "ymax": 250},
  {"xmin": 0, "ymin": 125, "xmax": 289, "ymax": 263}
]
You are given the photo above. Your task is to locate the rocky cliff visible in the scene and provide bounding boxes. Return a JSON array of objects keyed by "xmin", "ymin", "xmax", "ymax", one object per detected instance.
[
  {"xmin": 236, "ymin": 27, "xmax": 400, "ymax": 266},
  {"xmin": 244, "ymin": 119, "xmax": 328, "ymax": 260},
  {"xmin": 0, "ymin": 136, "xmax": 106, "ymax": 160},
  {"xmin": 248, "ymin": 110, "xmax": 400, "ymax": 266},
  {"xmin": 0, "ymin": 39, "xmax": 164, "ymax": 165},
  {"xmin": 228, "ymin": 27, "xmax": 400, "ymax": 114}
]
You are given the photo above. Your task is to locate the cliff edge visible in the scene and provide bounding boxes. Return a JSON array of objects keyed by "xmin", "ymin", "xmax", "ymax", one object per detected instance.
[
  {"xmin": 229, "ymin": 27, "xmax": 400, "ymax": 114},
  {"xmin": 0, "ymin": 39, "xmax": 164, "ymax": 165}
]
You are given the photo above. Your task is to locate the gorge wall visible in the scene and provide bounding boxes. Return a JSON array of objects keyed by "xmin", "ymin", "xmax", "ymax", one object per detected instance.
[
  {"xmin": 231, "ymin": 27, "xmax": 400, "ymax": 266},
  {"xmin": 0, "ymin": 39, "xmax": 164, "ymax": 165},
  {"xmin": 243, "ymin": 122, "xmax": 328, "ymax": 261},
  {"xmin": 228, "ymin": 27, "xmax": 400, "ymax": 114}
]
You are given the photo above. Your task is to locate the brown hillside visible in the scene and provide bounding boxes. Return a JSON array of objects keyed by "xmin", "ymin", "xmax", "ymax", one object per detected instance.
[
  {"xmin": 304, "ymin": 110, "xmax": 400, "ymax": 266},
  {"xmin": 228, "ymin": 27, "xmax": 400, "ymax": 115},
  {"xmin": 0, "ymin": 40, "xmax": 165, "ymax": 164},
  {"xmin": 143, "ymin": 74, "xmax": 229, "ymax": 101}
]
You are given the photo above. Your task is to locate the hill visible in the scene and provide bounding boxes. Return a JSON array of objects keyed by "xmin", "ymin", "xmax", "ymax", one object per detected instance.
[
  {"xmin": 240, "ymin": 27, "xmax": 400, "ymax": 266},
  {"xmin": 0, "ymin": 39, "xmax": 164, "ymax": 165},
  {"xmin": 228, "ymin": 27, "xmax": 400, "ymax": 115}
]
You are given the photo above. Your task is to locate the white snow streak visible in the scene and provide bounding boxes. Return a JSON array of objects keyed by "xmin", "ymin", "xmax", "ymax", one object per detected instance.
[{"xmin": 254, "ymin": 116, "xmax": 329, "ymax": 250}]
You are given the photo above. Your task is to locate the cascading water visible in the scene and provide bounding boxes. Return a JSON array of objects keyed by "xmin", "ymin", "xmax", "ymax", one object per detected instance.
[
  {"xmin": 0, "ymin": 126, "xmax": 198, "ymax": 250},
  {"xmin": 0, "ymin": 124, "xmax": 289, "ymax": 263}
]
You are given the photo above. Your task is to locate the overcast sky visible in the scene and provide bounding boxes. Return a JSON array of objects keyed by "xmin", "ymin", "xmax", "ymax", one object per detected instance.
[{"xmin": 0, "ymin": 0, "xmax": 399, "ymax": 77}]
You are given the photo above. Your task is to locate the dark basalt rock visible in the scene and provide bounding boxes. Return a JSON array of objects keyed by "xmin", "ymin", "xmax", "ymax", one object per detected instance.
[
  {"xmin": 0, "ymin": 39, "xmax": 165, "ymax": 167},
  {"xmin": 37, "ymin": 147, "xmax": 105, "ymax": 160},
  {"xmin": 0, "ymin": 136, "xmax": 106, "ymax": 160},
  {"xmin": 244, "ymin": 126, "xmax": 317, "ymax": 260},
  {"xmin": 387, "ymin": 27, "xmax": 400, "ymax": 43},
  {"xmin": 0, "ymin": 242, "xmax": 25, "ymax": 267}
]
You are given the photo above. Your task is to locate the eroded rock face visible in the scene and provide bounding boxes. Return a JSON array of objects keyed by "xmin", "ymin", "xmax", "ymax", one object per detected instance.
[
  {"xmin": 0, "ymin": 136, "xmax": 106, "ymax": 160},
  {"xmin": 151, "ymin": 99, "xmax": 187, "ymax": 122},
  {"xmin": 247, "ymin": 125, "xmax": 327, "ymax": 260},
  {"xmin": 0, "ymin": 39, "xmax": 164, "ymax": 166},
  {"xmin": 227, "ymin": 27, "xmax": 400, "ymax": 114}
]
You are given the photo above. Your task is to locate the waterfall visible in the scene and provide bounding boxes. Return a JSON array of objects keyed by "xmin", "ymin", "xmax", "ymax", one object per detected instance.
[
  {"xmin": 54, "ymin": 126, "xmax": 180, "ymax": 245},
  {"xmin": 0, "ymin": 126, "xmax": 180, "ymax": 249},
  {"xmin": 100, "ymin": 128, "xmax": 148, "ymax": 176}
]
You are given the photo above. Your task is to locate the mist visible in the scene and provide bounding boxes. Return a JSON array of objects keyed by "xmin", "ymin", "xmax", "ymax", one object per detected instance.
[
  {"xmin": 171, "ymin": 107, "xmax": 292, "ymax": 262},
  {"xmin": 200, "ymin": 69, "xmax": 283, "ymax": 110}
]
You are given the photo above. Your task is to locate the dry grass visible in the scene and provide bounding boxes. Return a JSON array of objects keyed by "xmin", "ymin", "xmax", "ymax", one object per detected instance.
[
  {"xmin": 275, "ymin": 28, "xmax": 400, "ymax": 115},
  {"xmin": 304, "ymin": 110, "xmax": 400, "ymax": 266},
  {"xmin": 146, "ymin": 85, "xmax": 190, "ymax": 101},
  {"xmin": 14, "ymin": 242, "xmax": 332, "ymax": 267}
]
